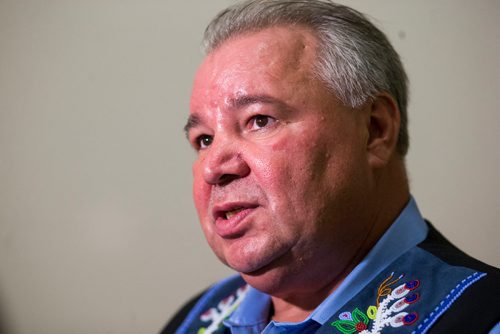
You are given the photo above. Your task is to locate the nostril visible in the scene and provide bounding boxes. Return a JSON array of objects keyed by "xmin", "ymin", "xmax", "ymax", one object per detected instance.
[{"xmin": 217, "ymin": 174, "xmax": 240, "ymax": 186}]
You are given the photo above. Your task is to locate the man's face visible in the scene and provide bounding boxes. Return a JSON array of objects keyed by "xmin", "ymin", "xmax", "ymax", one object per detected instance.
[{"xmin": 187, "ymin": 26, "xmax": 375, "ymax": 294}]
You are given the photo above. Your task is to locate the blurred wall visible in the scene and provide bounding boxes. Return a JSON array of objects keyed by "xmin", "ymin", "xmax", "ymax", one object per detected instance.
[{"xmin": 0, "ymin": 0, "xmax": 498, "ymax": 333}]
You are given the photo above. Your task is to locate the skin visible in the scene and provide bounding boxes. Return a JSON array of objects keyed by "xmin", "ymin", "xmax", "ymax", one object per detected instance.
[{"xmin": 186, "ymin": 26, "xmax": 409, "ymax": 322}]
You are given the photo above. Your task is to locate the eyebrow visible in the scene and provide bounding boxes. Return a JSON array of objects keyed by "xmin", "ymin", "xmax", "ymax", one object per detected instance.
[
  {"xmin": 229, "ymin": 94, "xmax": 278, "ymax": 109},
  {"xmin": 183, "ymin": 114, "xmax": 200, "ymax": 137},
  {"xmin": 183, "ymin": 94, "xmax": 287, "ymax": 137}
]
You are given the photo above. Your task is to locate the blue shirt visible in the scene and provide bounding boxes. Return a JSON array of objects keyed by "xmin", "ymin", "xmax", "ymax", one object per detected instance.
[{"xmin": 223, "ymin": 197, "xmax": 500, "ymax": 333}]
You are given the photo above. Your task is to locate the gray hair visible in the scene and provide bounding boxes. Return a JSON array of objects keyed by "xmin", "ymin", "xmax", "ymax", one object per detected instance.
[{"xmin": 203, "ymin": 0, "xmax": 409, "ymax": 156}]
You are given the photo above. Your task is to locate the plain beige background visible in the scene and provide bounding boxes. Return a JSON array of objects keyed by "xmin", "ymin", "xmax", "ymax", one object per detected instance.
[{"xmin": 0, "ymin": 0, "xmax": 498, "ymax": 333}]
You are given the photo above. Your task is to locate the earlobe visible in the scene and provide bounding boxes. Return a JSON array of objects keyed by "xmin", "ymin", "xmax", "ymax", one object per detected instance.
[{"xmin": 366, "ymin": 93, "xmax": 401, "ymax": 168}]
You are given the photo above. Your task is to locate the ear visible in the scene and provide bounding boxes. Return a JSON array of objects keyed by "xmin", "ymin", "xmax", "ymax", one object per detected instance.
[{"xmin": 366, "ymin": 93, "xmax": 401, "ymax": 168}]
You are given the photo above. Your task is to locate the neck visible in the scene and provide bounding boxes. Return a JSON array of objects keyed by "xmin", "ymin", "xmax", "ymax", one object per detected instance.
[
  {"xmin": 269, "ymin": 159, "xmax": 410, "ymax": 323},
  {"xmin": 269, "ymin": 263, "xmax": 351, "ymax": 322}
]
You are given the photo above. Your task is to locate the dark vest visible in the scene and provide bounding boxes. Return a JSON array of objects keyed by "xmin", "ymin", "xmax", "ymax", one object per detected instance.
[{"xmin": 162, "ymin": 224, "xmax": 500, "ymax": 334}]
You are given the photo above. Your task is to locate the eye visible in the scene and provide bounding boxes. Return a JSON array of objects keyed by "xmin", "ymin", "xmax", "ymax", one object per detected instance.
[
  {"xmin": 196, "ymin": 134, "xmax": 213, "ymax": 149},
  {"xmin": 249, "ymin": 115, "xmax": 276, "ymax": 130}
]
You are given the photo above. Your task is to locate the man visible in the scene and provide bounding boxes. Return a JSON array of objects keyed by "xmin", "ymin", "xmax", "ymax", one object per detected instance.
[{"xmin": 163, "ymin": 1, "xmax": 500, "ymax": 333}]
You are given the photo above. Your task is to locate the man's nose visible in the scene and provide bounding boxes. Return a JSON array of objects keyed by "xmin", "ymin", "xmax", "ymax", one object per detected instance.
[{"xmin": 202, "ymin": 137, "xmax": 250, "ymax": 185}]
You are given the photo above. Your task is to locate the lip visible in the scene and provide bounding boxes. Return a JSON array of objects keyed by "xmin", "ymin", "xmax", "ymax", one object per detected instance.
[{"xmin": 212, "ymin": 202, "xmax": 259, "ymax": 238}]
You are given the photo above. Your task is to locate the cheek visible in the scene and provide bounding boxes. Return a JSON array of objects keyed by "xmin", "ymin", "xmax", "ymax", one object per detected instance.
[
  {"xmin": 255, "ymin": 141, "xmax": 319, "ymax": 215},
  {"xmin": 192, "ymin": 162, "xmax": 210, "ymax": 217},
  {"xmin": 268, "ymin": 135, "xmax": 324, "ymax": 183}
]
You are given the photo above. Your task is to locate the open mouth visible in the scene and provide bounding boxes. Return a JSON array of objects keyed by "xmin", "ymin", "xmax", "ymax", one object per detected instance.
[
  {"xmin": 213, "ymin": 203, "xmax": 259, "ymax": 222},
  {"xmin": 212, "ymin": 203, "xmax": 259, "ymax": 237}
]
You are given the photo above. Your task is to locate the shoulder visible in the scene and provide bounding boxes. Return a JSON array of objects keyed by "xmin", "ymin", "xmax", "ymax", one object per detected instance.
[
  {"xmin": 418, "ymin": 222, "xmax": 500, "ymax": 280},
  {"xmin": 160, "ymin": 275, "xmax": 247, "ymax": 334},
  {"xmin": 323, "ymin": 222, "xmax": 499, "ymax": 334},
  {"xmin": 416, "ymin": 222, "xmax": 500, "ymax": 332}
]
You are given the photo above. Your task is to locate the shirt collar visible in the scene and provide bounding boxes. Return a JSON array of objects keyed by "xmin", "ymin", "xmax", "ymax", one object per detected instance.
[{"xmin": 310, "ymin": 196, "xmax": 428, "ymax": 324}]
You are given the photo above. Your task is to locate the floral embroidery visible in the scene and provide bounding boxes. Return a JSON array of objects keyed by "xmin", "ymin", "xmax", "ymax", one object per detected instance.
[
  {"xmin": 332, "ymin": 308, "xmax": 370, "ymax": 334},
  {"xmin": 331, "ymin": 272, "xmax": 421, "ymax": 334},
  {"xmin": 197, "ymin": 285, "xmax": 248, "ymax": 334}
]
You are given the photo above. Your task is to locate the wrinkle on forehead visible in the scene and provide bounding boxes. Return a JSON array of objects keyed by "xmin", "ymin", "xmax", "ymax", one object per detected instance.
[
  {"xmin": 217, "ymin": 27, "xmax": 315, "ymax": 78},
  {"xmin": 239, "ymin": 26, "xmax": 317, "ymax": 81}
]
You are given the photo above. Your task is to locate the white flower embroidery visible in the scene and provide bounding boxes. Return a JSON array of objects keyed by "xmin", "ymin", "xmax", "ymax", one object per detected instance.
[{"xmin": 198, "ymin": 285, "xmax": 248, "ymax": 334}]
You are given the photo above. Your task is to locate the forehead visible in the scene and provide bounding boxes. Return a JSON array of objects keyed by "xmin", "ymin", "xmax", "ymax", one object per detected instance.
[{"xmin": 189, "ymin": 26, "xmax": 320, "ymax": 114}]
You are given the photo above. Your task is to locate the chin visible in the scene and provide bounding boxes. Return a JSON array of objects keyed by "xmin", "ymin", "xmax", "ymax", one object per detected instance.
[{"xmin": 218, "ymin": 236, "xmax": 286, "ymax": 271}]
